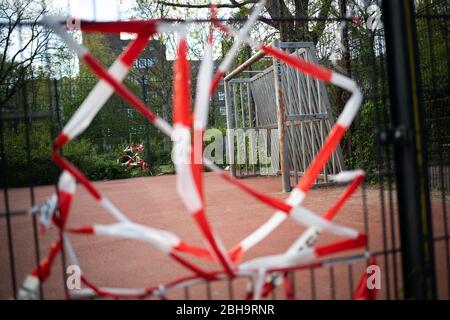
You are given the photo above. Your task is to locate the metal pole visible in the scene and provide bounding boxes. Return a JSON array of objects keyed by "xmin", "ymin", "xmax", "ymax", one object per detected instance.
[
  {"xmin": 273, "ymin": 40, "xmax": 291, "ymax": 192},
  {"xmin": 141, "ymin": 75, "xmax": 151, "ymax": 174},
  {"xmin": 53, "ymin": 80, "xmax": 62, "ymax": 134},
  {"xmin": 232, "ymin": 83, "xmax": 241, "ymax": 176},
  {"xmin": 224, "ymin": 80, "xmax": 236, "ymax": 177},
  {"xmin": 382, "ymin": 0, "xmax": 436, "ymax": 299},
  {"xmin": 51, "ymin": 79, "xmax": 69, "ymax": 299},
  {"xmin": 224, "ymin": 50, "xmax": 265, "ymax": 81}
]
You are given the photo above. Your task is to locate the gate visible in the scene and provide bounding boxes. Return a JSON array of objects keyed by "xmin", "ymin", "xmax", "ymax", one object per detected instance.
[{"xmin": 224, "ymin": 41, "xmax": 345, "ymax": 192}]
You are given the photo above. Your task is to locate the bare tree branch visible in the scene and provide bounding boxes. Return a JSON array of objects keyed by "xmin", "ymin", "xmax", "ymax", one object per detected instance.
[
  {"xmin": 265, "ymin": 0, "xmax": 293, "ymax": 20},
  {"xmin": 0, "ymin": 0, "xmax": 50, "ymax": 107},
  {"xmin": 312, "ymin": 0, "xmax": 334, "ymax": 44},
  {"xmin": 262, "ymin": 0, "xmax": 334, "ymax": 44}
]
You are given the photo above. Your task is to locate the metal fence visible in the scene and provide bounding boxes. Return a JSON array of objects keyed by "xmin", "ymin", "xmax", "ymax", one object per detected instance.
[{"xmin": 416, "ymin": 0, "xmax": 450, "ymax": 298}]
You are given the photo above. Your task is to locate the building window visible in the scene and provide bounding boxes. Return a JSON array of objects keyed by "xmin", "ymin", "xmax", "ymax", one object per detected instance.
[
  {"xmin": 218, "ymin": 91, "xmax": 225, "ymax": 101},
  {"xmin": 134, "ymin": 58, "xmax": 156, "ymax": 69}
]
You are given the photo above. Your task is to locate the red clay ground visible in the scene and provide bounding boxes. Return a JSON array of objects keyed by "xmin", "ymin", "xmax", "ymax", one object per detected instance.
[{"xmin": 1, "ymin": 173, "xmax": 449, "ymax": 299}]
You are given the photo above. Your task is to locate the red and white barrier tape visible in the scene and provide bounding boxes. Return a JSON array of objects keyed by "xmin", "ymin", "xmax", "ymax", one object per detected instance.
[
  {"xmin": 239, "ymin": 234, "xmax": 367, "ymax": 299},
  {"xmin": 210, "ymin": 11, "xmax": 364, "ymax": 261},
  {"xmin": 66, "ymin": 240, "xmax": 369, "ymax": 300},
  {"xmin": 19, "ymin": 1, "xmax": 368, "ymax": 299},
  {"xmin": 171, "ymin": 30, "xmax": 234, "ymax": 275},
  {"xmin": 287, "ymin": 170, "xmax": 365, "ymax": 253},
  {"xmin": 249, "ymin": 171, "xmax": 365, "ymax": 298},
  {"xmin": 19, "ymin": 19, "xmax": 218, "ymax": 296},
  {"xmin": 27, "ymin": 170, "xmax": 76, "ymax": 230},
  {"xmin": 209, "ymin": 1, "xmax": 266, "ymax": 95},
  {"xmin": 18, "ymin": 239, "xmax": 62, "ymax": 300}
]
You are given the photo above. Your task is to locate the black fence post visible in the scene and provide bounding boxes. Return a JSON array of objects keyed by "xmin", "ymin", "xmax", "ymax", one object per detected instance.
[
  {"xmin": 53, "ymin": 80, "xmax": 62, "ymax": 134},
  {"xmin": 382, "ymin": 0, "xmax": 436, "ymax": 299}
]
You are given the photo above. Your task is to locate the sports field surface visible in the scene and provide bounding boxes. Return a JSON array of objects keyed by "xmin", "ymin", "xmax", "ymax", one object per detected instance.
[{"xmin": 1, "ymin": 173, "xmax": 449, "ymax": 299}]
